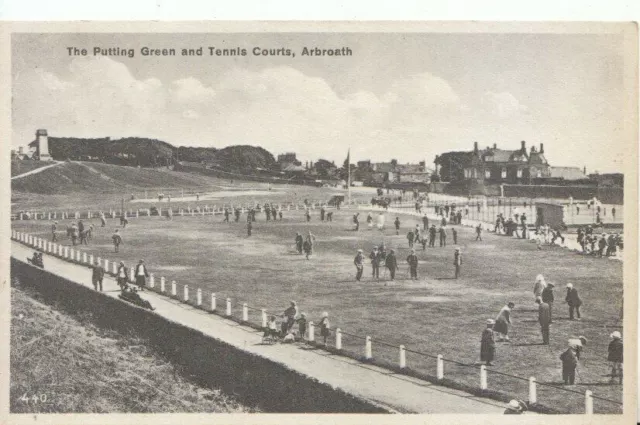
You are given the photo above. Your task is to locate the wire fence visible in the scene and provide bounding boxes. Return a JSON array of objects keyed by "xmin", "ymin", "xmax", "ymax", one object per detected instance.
[{"xmin": 12, "ymin": 230, "xmax": 624, "ymax": 414}]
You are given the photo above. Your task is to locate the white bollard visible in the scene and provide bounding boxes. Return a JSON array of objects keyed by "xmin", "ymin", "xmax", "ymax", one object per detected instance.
[
  {"xmin": 130, "ymin": 266, "xmax": 135, "ymax": 282},
  {"xmin": 399, "ymin": 345, "xmax": 406, "ymax": 369},
  {"xmin": 88, "ymin": 254, "xmax": 93, "ymax": 265},
  {"xmin": 261, "ymin": 309, "xmax": 267, "ymax": 327},
  {"xmin": 136, "ymin": 210, "xmax": 139, "ymax": 218},
  {"xmin": 160, "ymin": 277, "xmax": 166, "ymax": 293},
  {"xmin": 529, "ymin": 377, "xmax": 537, "ymax": 404},
  {"xmin": 149, "ymin": 273, "xmax": 155, "ymax": 288},
  {"xmin": 171, "ymin": 280, "xmax": 177, "ymax": 296},
  {"xmin": 103, "ymin": 259, "xmax": 108, "ymax": 271},
  {"xmin": 437, "ymin": 354, "xmax": 444, "ymax": 379},
  {"xmin": 183, "ymin": 285, "xmax": 189, "ymax": 302},
  {"xmin": 242, "ymin": 303, "xmax": 248, "ymax": 321},
  {"xmin": 63, "ymin": 247, "xmax": 68, "ymax": 259},
  {"xmin": 83, "ymin": 252, "xmax": 87, "ymax": 263},
  {"xmin": 480, "ymin": 365, "xmax": 488, "ymax": 390},
  {"xmin": 365, "ymin": 336, "xmax": 372, "ymax": 360},
  {"xmin": 585, "ymin": 390, "xmax": 593, "ymax": 414},
  {"xmin": 211, "ymin": 293, "xmax": 217, "ymax": 311},
  {"xmin": 336, "ymin": 328, "xmax": 342, "ymax": 350},
  {"xmin": 69, "ymin": 248, "xmax": 74, "ymax": 260},
  {"xmin": 196, "ymin": 288, "xmax": 202, "ymax": 306},
  {"xmin": 226, "ymin": 298, "xmax": 232, "ymax": 316},
  {"xmin": 112, "ymin": 261, "xmax": 117, "ymax": 275},
  {"xmin": 308, "ymin": 321, "xmax": 315, "ymax": 342}
]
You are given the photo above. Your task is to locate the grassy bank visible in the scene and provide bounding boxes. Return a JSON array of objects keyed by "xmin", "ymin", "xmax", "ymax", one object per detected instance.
[{"xmin": 10, "ymin": 285, "xmax": 257, "ymax": 413}]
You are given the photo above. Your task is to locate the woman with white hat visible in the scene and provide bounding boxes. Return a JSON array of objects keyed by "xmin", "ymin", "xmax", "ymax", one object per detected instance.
[
  {"xmin": 503, "ymin": 399, "xmax": 527, "ymax": 414},
  {"xmin": 480, "ymin": 319, "xmax": 496, "ymax": 366},
  {"xmin": 608, "ymin": 331, "xmax": 623, "ymax": 384}
]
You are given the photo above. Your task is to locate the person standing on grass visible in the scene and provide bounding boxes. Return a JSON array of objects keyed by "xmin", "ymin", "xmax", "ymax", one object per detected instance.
[
  {"xmin": 116, "ymin": 261, "xmax": 128, "ymax": 290},
  {"xmin": 560, "ymin": 343, "xmax": 579, "ymax": 385},
  {"xmin": 453, "ymin": 248, "xmax": 462, "ymax": 279},
  {"xmin": 541, "ymin": 283, "xmax": 555, "ymax": 322},
  {"xmin": 452, "ymin": 227, "xmax": 458, "ymax": 245},
  {"xmin": 354, "ymin": 249, "xmax": 365, "ymax": 281},
  {"xmin": 422, "ymin": 214, "xmax": 429, "ymax": 230},
  {"xmin": 305, "ymin": 209, "xmax": 311, "ymax": 222},
  {"xmin": 533, "ymin": 274, "xmax": 546, "ymax": 302},
  {"xmin": 428, "ymin": 224, "xmax": 437, "ymax": 247},
  {"xmin": 565, "ymin": 283, "xmax": 582, "ymax": 320},
  {"xmin": 385, "ymin": 249, "xmax": 398, "ymax": 281},
  {"xmin": 480, "ymin": 319, "xmax": 496, "ymax": 366},
  {"xmin": 92, "ymin": 259, "xmax": 105, "ymax": 292},
  {"xmin": 406, "ymin": 249, "xmax": 418, "ymax": 280},
  {"xmin": 475, "ymin": 224, "xmax": 483, "ymax": 241},
  {"xmin": 71, "ymin": 223, "xmax": 79, "ymax": 246},
  {"xmin": 439, "ymin": 226, "xmax": 447, "ymax": 247},
  {"xmin": 303, "ymin": 238, "xmax": 312, "ymax": 260},
  {"xmin": 394, "ymin": 216, "xmax": 401, "ymax": 235},
  {"xmin": 608, "ymin": 331, "xmax": 623, "ymax": 384},
  {"xmin": 369, "ymin": 246, "xmax": 381, "ymax": 280},
  {"xmin": 536, "ymin": 297, "xmax": 551, "ymax": 345},
  {"xmin": 78, "ymin": 220, "xmax": 85, "ymax": 236},
  {"xmin": 494, "ymin": 302, "xmax": 515, "ymax": 342},
  {"xmin": 320, "ymin": 206, "xmax": 325, "ymax": 222},
  {"xmin": 296, "ymin": 313, "xmax": 307, "ymax": 340},
  {"xmin": 318, "ymin": 312, "xmax": 331, "ymax": 346},
  {"xmin": 247, "ymin": 217, "xmax": 252, "ymax": 237},
  {"xmin": 407, "ymin": 230, "xmax": 415, "ymax": 248},
  {"xmin": 282, "ymin": 301, "xmax": 298, "ymax": 334},
  {"xmin": 51, "ymin": 221, "xmax": 58, "ymax": 242},
  {"xmin": 135, "ymin": 259, "xmax": 149, "ymax": 291},
  {"xmin": 224, "ymin": 208, "xmax": 230, "ymax": 222},
  {"xmin": 99, "ymin": 211, "xmax": 106, "ymax": 227},
  {"xmin": 112, "ymin": 229, "xmax": 122, "ymax": 253},
  {"xmin": 295, "ymin": 232, "xmax": 304, "ymax": 254}
]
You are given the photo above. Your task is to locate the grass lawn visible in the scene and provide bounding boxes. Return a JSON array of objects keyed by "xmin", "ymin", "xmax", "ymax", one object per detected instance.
[
  {"xmin": 10, "ymin": 285, "xmax": 256, "ymax": 413},
  {"xmin": 13, "ymin": 201, "xmax": 624, "ymax": 414}
]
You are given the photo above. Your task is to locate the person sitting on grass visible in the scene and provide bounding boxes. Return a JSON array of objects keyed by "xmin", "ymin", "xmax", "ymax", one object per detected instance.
[
  {"xmin": 119, "ymin": 286, "xmax": 154, "ymax": 310},
  {"xmin": 503, "ymin": 399, "xmax": 527, "ymax": 415}
]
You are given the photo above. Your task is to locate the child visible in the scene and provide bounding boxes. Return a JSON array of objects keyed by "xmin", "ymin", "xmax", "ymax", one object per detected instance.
[
  {"xmin": 296, "ymin": 313, "xmax": 307, "ymax": 340},
  {"xmin": 264, "ymin": 315, "xmax": 279, "ymax": 339},
  {"xmin": 318, "ymin": 312, "xmax": 331, "ymax": 345}
]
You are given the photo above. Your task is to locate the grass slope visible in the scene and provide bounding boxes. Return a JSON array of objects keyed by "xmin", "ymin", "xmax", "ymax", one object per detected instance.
[
  {"xmin": 11, "ymin": 160, "xmax": 55, "ymax": 177},
  {"xmin": 10, "ymin": 285, "xmax": 256, "ymax": 413}
]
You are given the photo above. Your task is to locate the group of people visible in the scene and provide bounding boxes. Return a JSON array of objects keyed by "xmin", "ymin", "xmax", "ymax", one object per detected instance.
[
  {"xmin": 263, "ymin": 301, "xmax": 331, "ymax": 345},
  {"xmin": 577, "ymin": 225, "xmax": 623, "ymax": 257},
  {"xmin": 406, "ymin": 223, "xmax": 457, "ymax": 249},
  {"xmin": 294, "ymin": 231, "xmax": 316, "ymax": 259},
  {"xmin": 60, "ymin": 220, "xmax": 94, "ymax": 246}
]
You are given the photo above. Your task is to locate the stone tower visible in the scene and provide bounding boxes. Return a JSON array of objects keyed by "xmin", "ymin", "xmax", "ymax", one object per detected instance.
[{"xmin": 36, "ymin": 129, "xmax": 52, "ymax": 161}]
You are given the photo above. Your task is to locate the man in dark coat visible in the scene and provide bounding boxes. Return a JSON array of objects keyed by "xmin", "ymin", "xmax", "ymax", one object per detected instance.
[
  {"xmin": 480, "ymin": 319, "xmax": 495, "ymax": 366},
  {"xmin": 353, "ymin": 213, "xmax": 360, "ymax": 231},
  {"xmin": 541, "ymin": 283, "xmax": 555, "ymax": 323},
  {"xmin": 385, "ymin": 249, "xmax": 398, "ymax": 281},
  {"xmin": 439, "ymin": 226, "xmax": 447, "ymax": 247},
  {"xmin": 320, "ymin": 206, "xmax": 325, "ymax": 221},
  {"xmin": 112, "ymin": 229, "xmax": 122, "ymax": 253},
  {"xmin": 303, "ymin": 238, "xmax": 312, "ymax": 260},
  {"xmin": 92, "ymin": 260, "xmax": 105, "ymax": 291},
  {"xmin": 560, "ymin": 345, "xmax": 578, "ymax": 385},
  {"xmin": 608, "ymin": 331, "xmax": 623, "ymax": 384},
  {"xmin": 51, "ymin": 221, "xmax": 58, "ymax": 242},
  {"xmin": 407, "ymin": 230, "xmax": 415, "ymax": 248},
  {"xmin": 422, "ymin": 215, "xmax": 429, "ymax": 230},
  {"xmin": 394, "ymin": 217, "xmax": 401, "ymax": 235},
  {"xmin": 369, "ymin": 246, "xmax": 381, "ymax": 279},
  {"xmin": 295, "ymin": 233, "xmax": 304, "ymax": 254},
  {"xmin": 78, "ymin": 220, "xmax": 85, "ymax": 235},
  {"xmin": 224, "ymin": 208, "xmax": 230, "ymax": 222},
  {"xmin": 354, "ymin": 249, "xmax": 364, "ymax": 281},
  {"xmin": 234, "ymin": 208, "xmax": 241, "ymax": 222},
  {"xmin": 428, "ymin": 225, "xmax": 437, "ymax": 247},
  {"xmin": 453, "ymin": 248, "xmax": 462, "ymax": 279},
  {"xmin": 406, "ymin": 249, "xmax": 418, "ymax": 280},
  {"xmin": 247, "ymin": 218, "xmax": 252, "ymax": 236},
  {"xmin": 536, "ymin": 297, "xmax": 551, "ymax": 344},
  {"xmin": 565, "ymin": 283, "xmax": 582, "ymax": 320},
  {"xmin": 598, "ymin": 234, "xmax": 607, "ymax": 257},
  {"xmin": 452, "ymin": 227, "xmax": 458, "ymax": 245},
  {"xmin": 135, "ymin": 259, "xmax": 149, "ymax": 290},
  {"xmin": 475, "ymin": 224, "xmax": 483, "ymax": 241}
]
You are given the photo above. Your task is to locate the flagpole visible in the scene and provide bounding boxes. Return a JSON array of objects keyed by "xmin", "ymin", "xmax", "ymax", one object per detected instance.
[{"xmin": 347, "ymin": 148, "xmax": 351, "ymax": 206}]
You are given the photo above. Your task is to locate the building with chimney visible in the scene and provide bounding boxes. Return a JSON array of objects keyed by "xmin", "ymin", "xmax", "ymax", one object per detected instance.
[
  {"xmin": 433, "ymin": 141, "xmax": 551, "ymax": 184},
  {"xmin": 27, "ymin": 129, "xmax": 54, "ymax": 161}
]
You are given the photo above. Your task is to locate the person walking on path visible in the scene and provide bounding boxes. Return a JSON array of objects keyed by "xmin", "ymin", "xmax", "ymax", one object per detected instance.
[
  {"xmin": 480, "ymin": 319, "xmax": 496, "ymax": 366},
  {"xmin": 406, "ymin": 249, "xmax": 418, "ymax": 280},
  {"xmin": 112, "ymin": 229, "xmax": 122, "ymax": 253},
  {"xmin": 369, "ymin": 246, "xmax": 381, "ymax": 279},
  {"xmin": 560, "ymin": 343, "xmax": 579, "ymax": 385},
  {"xmin": 135, "ymin": 259, "xmax": 149, "ymax": 291},
  {"xmin": 354, "ymin": 249, "xmax": 365, "ymax": 281},
  {"xmin": 453, "ymin": 248, "xmax": 462, "ymax": 279},
  {"xmin": 533, "ymin": 274, "xmax": 546, "ymax": 302},
  {"xmin": 565, "ymin": 283, "xmax": 583, "ymax": 320},
  {"xmin": 608, "ymin": 331, "xmax": 623, "ymax": 384},
  {"xmin": 394, "ymin": 217, "xmax": 400, "ymax": 235},
  {"xmin": 318, "ymin": 312, "xmax": 331, "ymax": 346},
  {"xmin": 385, "ymin": 249, "xmax": 398, "ymax": 281},
  {"xmin": 541, "ymin": 283, "xmax": 555, "ymax": 322},
  {"xmin": 91, "ymin": 259, "xmax": 105, "ymax": 292},
  {"xmin": 116, "ymin": 261, "xmax": 128, "ymax": 290},
  {"xmin": 536, "ymin": 297, "xmax": 551, "ymax": 344},
  {"xmin": 494, "ymin": 302, "xmax": 515, "ymax": 342}
]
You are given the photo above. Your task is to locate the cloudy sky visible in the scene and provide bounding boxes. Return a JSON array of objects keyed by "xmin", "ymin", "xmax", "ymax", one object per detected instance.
[{"xmin": 12, "ymin": 31, "xmax": 629, "ymax": 172}]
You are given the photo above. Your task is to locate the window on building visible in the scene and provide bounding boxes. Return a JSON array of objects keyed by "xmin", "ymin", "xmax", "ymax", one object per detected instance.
[
  {"xmin": 517, "ymin": 168, "xmax": 523, "ymax": 178},
  {"xmin": 485, "ymin": 169, "xmax": 491, "ymax": 179},
  {"xmin": 501, "ymin": 168, "xmax": 507, "ymax": 179}
]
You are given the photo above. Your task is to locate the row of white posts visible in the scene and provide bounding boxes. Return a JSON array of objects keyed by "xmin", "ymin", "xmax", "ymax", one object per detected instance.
[{"xmin": 11, "ymin": 229, "xmax": 596, "ymax": 414}]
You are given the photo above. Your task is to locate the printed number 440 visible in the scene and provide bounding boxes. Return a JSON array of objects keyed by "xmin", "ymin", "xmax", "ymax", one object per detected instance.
[{"xmin": 19, "ymin": 393, "xmax": 47, "ymax": 403}]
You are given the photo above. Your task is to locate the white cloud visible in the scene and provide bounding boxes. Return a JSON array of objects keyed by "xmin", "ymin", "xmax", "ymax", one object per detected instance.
[{"xmin": 483, "ymin": 91, "xmax": 528, "ymax": 118}]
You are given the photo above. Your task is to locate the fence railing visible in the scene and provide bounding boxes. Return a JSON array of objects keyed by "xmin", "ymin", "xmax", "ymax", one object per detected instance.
[{"xmin": 11, "ymin": 229, "xmax": 623, "ymax": 414}]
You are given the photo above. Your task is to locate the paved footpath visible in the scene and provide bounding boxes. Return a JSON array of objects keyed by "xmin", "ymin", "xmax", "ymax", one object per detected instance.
[
  {"xmin": 12, "ymin": 240, "xmax": 509, "ymax": 414},
  {"xmin": 11, "ymin": 161, "xmax": 62, "ymax": 180}
]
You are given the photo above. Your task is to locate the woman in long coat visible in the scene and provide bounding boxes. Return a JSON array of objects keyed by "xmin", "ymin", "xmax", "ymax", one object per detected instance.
[
  {"xmin": 494, "ymin": 302, "xmax": 515, "ymax": 342},
  {"xmin": 480, "ymin": 319, "xmax": 496, "ymax": 365}
]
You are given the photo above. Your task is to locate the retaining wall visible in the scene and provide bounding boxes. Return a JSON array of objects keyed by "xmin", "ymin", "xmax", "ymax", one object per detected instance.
[{"xmin": 10, "ymin": 258, "xmax": 390, "ymax": 414}]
